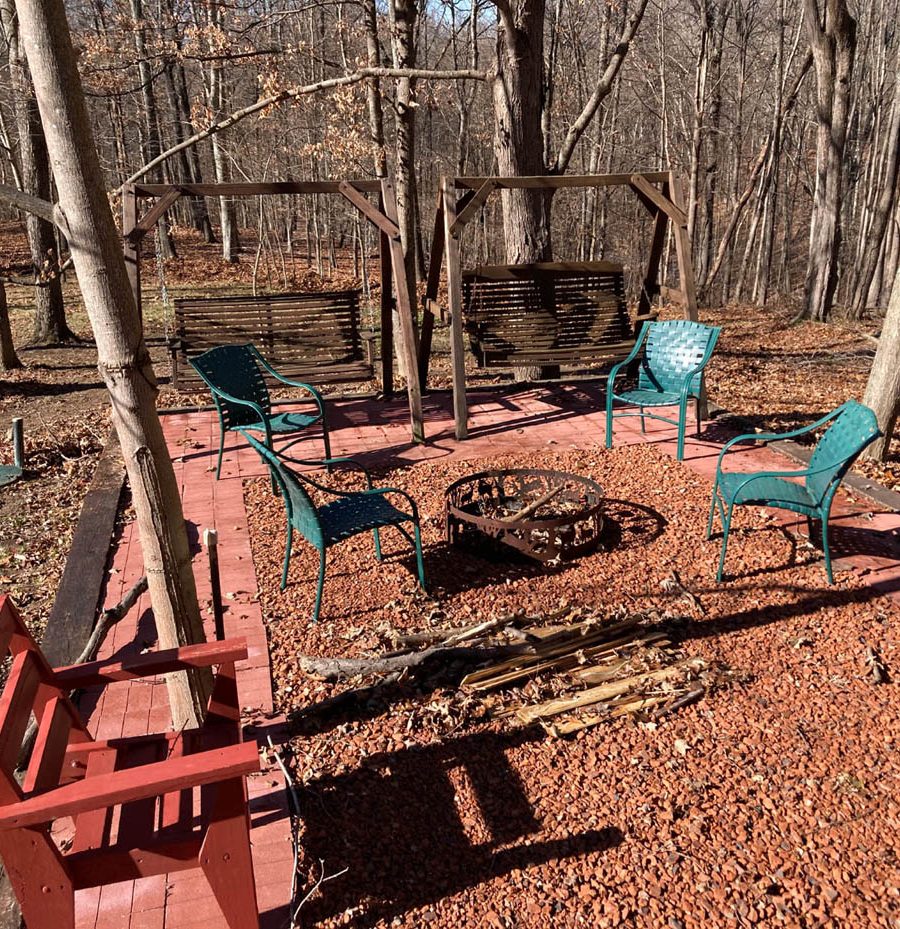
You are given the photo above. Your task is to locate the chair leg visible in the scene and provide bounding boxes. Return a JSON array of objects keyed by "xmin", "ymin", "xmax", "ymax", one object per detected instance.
[
  {"xmin": 676, "ymin": 400, "xmax": 687, "ymax": 460},
  {"xmin": 311, "ymin": 548, "xmax": 326, "ymax": 623},
  {"xmin": 821, "ymin": 517, "xmax": 835, "ymax": 585},
  {"xmin": 199, "ymin": 778, "xmax": 260, "ymax": 929},
  {"xmin": 716, "ymin": 504, "xmax": 734, "ymax": 582},
  {"xmin": 706, "ymin": 485, "xmax": 719, "ymax": 539},
  {"xmin": 322, "ymin": 415, "xmax": 332, "ymax": 461},
  {"xmin": 281, "ymin": 522, "xmax": 293, "ymax": 590},
  {"xmin": 413, "ymin": 521, "xmax": 426, "ymax": 590},
  {"xmin": 0, "ymin": 831, "xmax": 75, "ymax": 929},
  {"xmin": 216, "ymin": 427, "xmax": 226, "ymax": 480},
  {"xmin": 373, "ymin": 527, "xmax": 383, "ymax": 561},
  {"xmin": 696, "ymin": 397, "xmax": 702, "ymax": 437},
  {"xmin": 640, "ymin": 409, "xmax": 646, "ymax": 434},
  {"xmin": 605, "ymin": 394, "xmax": 614, "ymax": 449}
]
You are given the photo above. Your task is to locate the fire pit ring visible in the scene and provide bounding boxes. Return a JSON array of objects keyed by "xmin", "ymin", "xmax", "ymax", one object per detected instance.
[{"xmin": 445, "ymin": 467, "xmax": 604, "ymax": 563}]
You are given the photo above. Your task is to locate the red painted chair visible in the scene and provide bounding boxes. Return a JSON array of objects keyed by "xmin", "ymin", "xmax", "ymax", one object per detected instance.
[{"xmin": 0, "ymin": 595, "xmax": 261, "ymax": 929}]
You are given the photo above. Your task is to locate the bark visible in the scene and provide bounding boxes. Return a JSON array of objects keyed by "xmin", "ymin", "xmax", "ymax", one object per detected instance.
[
  {"xmin": 801, "ymin": 0, "xmax": 856, "ymax": 322},
  {"xmin": 390, "ymin": 0, "xmax": 422, "ymax": 284},
  {"xmin": 0, "ymin": 281, "xmax": 22, "ymax": 371},
  {"xmin": 849, "ymin": 52, "xmax": 900, "ymax": 318},
  {"xmin": 13, "ymin": 0, "xmax": 213, "ymax": 727},
  {"xmin": 363, "ymin": 0, "xmax": 388, "ymax": 178},
  {"xmin": 861, "ymin": 262, "xmax": 900, "ymax": 460},
  {"xmin": 0, "ymin": 0, "xmax": 71, "ymax": 346}
]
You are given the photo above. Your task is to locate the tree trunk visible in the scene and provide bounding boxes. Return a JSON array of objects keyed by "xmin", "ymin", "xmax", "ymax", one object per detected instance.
[
  {"xmin": 802, "ymin": 0, "xmax": 856, "ymax": 322},
  {"xmin": 0, "ymin": 0, "xmax": 72, "ymax": 346},
  {"xmin": 14, "ymin": 0, "xmax": 213, "ymax": 728},
  {"xmin": 0, "ymin": 281, "xmax": 22, "ymax": 371},
  {"xmin": 862, "ymin": 262, "xmax": 900, "ymax": 460},
  {"xmin": 492, "ymin": 0, "xmax": 552, "ymax": 380}
]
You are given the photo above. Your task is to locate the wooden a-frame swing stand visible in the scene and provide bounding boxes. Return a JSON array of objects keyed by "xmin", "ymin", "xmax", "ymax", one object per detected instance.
[
  {"xmin": 120, "ymin": 177, "xmax": 426, "ymax": 443},
  {"xmin": 422, "ymin": 170, "xmax": 699, "ymax": 440}
]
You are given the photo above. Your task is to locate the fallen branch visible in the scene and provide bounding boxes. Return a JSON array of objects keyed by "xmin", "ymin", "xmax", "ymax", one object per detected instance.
[
  {"xmin": 500, "ymin": 485, "xmax": 565, "ymax": 523},
  {"xmin": 864, "ymin": 645, "xmax": 887, "ymax": 684},
  {"xmin": 297, "ymin": 644, "xmax": 509, "ymax": 683}
]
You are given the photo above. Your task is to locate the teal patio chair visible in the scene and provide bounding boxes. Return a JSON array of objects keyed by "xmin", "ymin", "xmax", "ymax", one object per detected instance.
[
  {"xmin": 240, "ymin": 430, "xmax": 426, "ymax": 622},
  {"xmin": 605, "ymin": 320, "xmax": 721, "ymax": 460},
  {"xmin": 707, "ymin": 400, "xmax": 880, "ymax": 584},
  {"xmin": 190, "ymin": 344, "xmax": 331, "ymax": 479}
]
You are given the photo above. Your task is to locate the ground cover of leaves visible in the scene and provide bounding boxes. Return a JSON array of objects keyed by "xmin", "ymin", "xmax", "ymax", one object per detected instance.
[{"xmin": 244, "ymin": 443, "xmax": 899, "ymax": 929}]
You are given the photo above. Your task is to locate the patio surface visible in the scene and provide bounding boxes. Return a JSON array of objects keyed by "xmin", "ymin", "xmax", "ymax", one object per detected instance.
[{"xmin": 74, "ymin": 383, "xmax": 900, "ymax": 928}]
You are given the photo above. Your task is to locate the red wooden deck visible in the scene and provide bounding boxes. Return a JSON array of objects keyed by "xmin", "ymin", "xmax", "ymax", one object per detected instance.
[{"xmin": 74, "ymin": 384, "xmax": 900, "ymax": 928}]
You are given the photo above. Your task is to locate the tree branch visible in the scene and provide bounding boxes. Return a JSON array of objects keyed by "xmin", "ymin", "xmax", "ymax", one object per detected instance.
[
  {"xmin": 0, "ymin": 182, "xmax": 69, "ymax": 235},
  {"xmin": 118, "ymin": 66, "xmax": 489, "ymax": 190},
  {"xmin": 551, "ymin": 0, "xmax": 650, "ymax": 175}
]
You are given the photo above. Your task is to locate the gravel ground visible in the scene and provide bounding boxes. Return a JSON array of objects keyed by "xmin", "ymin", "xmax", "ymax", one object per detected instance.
[{"xmin": 245, "ymin": 444, "xmax": 899, "ymax": 929}]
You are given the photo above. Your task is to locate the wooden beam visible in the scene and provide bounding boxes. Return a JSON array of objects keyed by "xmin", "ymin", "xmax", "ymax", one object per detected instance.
[
  {"xmin": 463, "ymin": 260, "xmax": 624, "ymax": 280},
  {"xmin": 127, "ymin": 187, "xmax": 183, "ymax": 242},
  {"xmin": 380, "ymin": 176, "xmax": 425, "ymax": 443},
  {"xmin": 629, "ymin": 174, "xmax": 688, "ymax": 227},
  {"xmin": 424, "ymin": 190, "xmax": 445, "ymax": 306},
  {"xmin": 338, "ymin": 182, "xmax": 401, "ymax": 240},
  {"xmin": 378, "ymin": 226, "xmax": 394, "ymax": 399},
  {"xmin": 41, "ymin": 433, "xmax": 125, "ymax": 668},
  {"xmin": 448, "ymin": 180, "xmax": 496, "ymax": 236},
  {"xmin": 133, "ymin": 180, "xmax": 383, "ymax": 197},
  {"xmin": 668, "ymin": 173, "xmax": 699, "ymax": 321},
  {"xmin": 453, "ymin": 172, "xmax": 671, "ymax": 191},
  {"xmin": 637, "ymin": 192, "xmax": 669, "ymax": 323},
  {"xmin": 443, "ymin": 179, "xmax": 468, "ymax": 440},
  {"xmin": 121, "ymin": 185, "xmax": 141, "ymax": 317}
]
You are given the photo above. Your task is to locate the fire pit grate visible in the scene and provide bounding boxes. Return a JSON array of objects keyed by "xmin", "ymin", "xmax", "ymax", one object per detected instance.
[{"xmin": 445, "ymin": 468, "xmax": 604, "ymax": 563}]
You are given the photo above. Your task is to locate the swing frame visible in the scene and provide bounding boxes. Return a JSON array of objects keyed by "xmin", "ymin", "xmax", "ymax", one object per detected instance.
[
  {"xmin": 421, "ymin": 170, "xmax": 699, "ymax": 440},
  {"xmin": 121, "ymin": 177, "xmax": 425, "ymax": 443}
]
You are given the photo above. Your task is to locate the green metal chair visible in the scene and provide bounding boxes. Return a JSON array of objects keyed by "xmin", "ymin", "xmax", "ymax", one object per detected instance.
[
  {"xmin": 605, "ymin": 320, "xmax": 721, "ymax": 460},
  {"xmin": 190, "ymin": 344, "xmax": 330, "ymax": 479},
  {"xmin": 707, "ymin": 400, "xmax": 880, "ymax": 584},
  {"xmin": 240, "ymin": 430, "xmax": 426, "ymax": 622}
]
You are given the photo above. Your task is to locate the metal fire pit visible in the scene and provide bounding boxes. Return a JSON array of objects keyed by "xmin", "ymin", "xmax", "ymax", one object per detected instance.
[{"xmin": 445, "ymin": 468, "xmax": 604, "ymax": 563}]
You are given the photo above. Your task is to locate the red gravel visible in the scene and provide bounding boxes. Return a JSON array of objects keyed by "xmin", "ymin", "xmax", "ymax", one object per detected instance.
[{"xmin": 244, "ymin": 444, "xmax": 899, "ymax": 929}]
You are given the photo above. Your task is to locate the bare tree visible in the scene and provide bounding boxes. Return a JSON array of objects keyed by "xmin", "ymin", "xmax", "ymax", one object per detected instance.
[
  {"xmin": 862, "ymin": 261, "xmax": 900, "ymax": 460},
  {"xmin": 9, "ymin": 0, "xmax": 213, "ymax": 728}
]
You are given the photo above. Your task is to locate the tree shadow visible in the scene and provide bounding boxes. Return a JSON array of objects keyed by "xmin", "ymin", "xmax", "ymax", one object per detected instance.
[{"xmin": 298, "ymin": 725, "xmax": 623, "ymax": 928}]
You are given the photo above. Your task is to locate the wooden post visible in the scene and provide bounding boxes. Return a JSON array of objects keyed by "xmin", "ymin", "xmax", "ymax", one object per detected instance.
[
  {"xmin": 443, "ymin": 178, "xmax": 468, "ymax": 440},
  {"xmin": 637, "ymin": 193, "xmax": 669, "ymax": 325},
  {"xmin": 380, "ymin": 176, "xmax": 425, "ymax": 443},
  {"xmin": 121, "ymin": 184, "xmax": 141, "ymax": 318},
  {"xmin": 11, "ymin": 418, "xmax": 23, "ymax": 470},
  {"xmin": 378, "ymin": 226, "xmax": 394, "ymax": 399},
  {"xmin": 203, "ymin": 528, "xmax": 225, "ymax": 641},
  {"xmin": 668, "ymin": 173, "xmax": 699, "ymax": 323}
]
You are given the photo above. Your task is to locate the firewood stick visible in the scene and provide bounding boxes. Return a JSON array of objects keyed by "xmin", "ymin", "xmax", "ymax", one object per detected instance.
[
  {"xmin": 515, "ymin": 659, "xmax": 706, "ymax": 723},
  {"xmin": 500, "ymin": 484, "xmax": 565, "ymax": 522}
]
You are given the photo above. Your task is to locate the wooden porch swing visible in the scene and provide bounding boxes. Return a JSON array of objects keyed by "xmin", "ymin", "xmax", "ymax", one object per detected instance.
[
  {"xmin": 120, "ymin": 177, "xmax": 425, "ymax": 443},
  {"xmin": 421, "ymin": 171, "xmax": 699, "ymax": 440}
]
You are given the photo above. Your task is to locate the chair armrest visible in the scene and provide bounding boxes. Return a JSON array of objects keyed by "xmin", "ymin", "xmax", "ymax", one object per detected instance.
[
  {"xmin": 714, "ymin": 406, "xmax": 846, "ymax": 472},
  {"xmin": 0, "ymin": 741, "xmax": 260, "ymax": 830},
  {"xmin": 251, "ymin": 349, "xmax": 325, "ymax": 407},
  {"xmin": 609, "ymin": 323, "xmax": 651, "ymax": 390},
  {"xmin": 53, "ymin": 638, "xmax": 248, "ymax": 689},
  {"xmin": 363, "ymin": 486, "xmax": 420, "ymax": 519}
]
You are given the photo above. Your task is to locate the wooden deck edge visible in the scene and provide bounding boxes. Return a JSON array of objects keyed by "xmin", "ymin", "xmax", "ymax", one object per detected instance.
[{"xmin": 41, "ymin": 429, "xmax": 126, "ymax": 667}]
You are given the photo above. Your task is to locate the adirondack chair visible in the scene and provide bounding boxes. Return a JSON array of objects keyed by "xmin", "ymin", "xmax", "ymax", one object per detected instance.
[
  {"xmin": 605, "ymin": 320, "xmax": 721, "ymax": 460},
  {"xmin": 706, "ymin": 400, "xmax": 880, "ymax": 583},
  {"xmin": 0, "ymin": 595, "xmax": 260, "ymax": 929},
  {"xmin": 241, "ymin": 431, "xmax": 426, "ymax": 622},
  {"xmin": 190, "ymin": 343, "xmax": 331, "ymax": 479}
]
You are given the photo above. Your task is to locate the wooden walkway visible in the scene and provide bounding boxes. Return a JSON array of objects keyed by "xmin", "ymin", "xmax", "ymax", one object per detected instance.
[{"xmin": 74, "ymin": 383, "xmax": 900, "ymax": 927}]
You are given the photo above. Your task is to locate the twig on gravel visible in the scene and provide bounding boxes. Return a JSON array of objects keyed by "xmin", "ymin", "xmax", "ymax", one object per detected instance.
[
  {"xmin": 266, "ymin": 735, "xmax": 302, "ymax": 922},
  {"xmin": 651, "ymin": 685, "xmax": 707, "ymax": 720},
  {"xmin": 660, "ymin": 570, "xmax": 705, "ymax": 615},
  {"xmin": 292, "ymin": 858, "xmax": 349, "ymax": 927}
]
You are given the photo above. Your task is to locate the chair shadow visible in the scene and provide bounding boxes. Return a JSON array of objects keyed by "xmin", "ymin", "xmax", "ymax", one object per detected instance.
[{"xmin": 297, "ymin": 725, "xmax": 623, "ymax": 928}]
